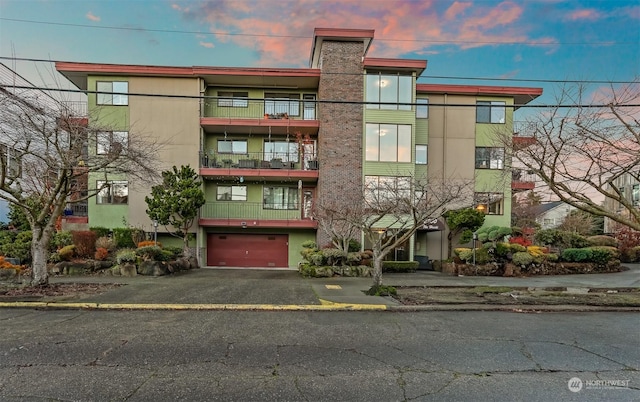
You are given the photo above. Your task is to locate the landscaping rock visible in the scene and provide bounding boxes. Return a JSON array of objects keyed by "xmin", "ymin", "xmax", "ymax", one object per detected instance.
[
  {"xmin": 120, "ymin": 263, "xmax": 137, "ymax": 277},
  {"xmin": 138, "ymin": 261, "xmax": 169, "ymax": 276},
  {"xmin": 0, "ymin": 268, "xmax": 17, "ymax": 279}
]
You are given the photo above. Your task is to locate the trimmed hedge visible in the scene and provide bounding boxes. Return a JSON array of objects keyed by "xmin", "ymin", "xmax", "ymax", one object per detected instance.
[{"xmin": 382, "ymin": 261, "xmax": 419, "ymax": 273}]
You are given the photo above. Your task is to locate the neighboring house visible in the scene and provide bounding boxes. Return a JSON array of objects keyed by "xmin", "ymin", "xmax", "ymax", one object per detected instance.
[
  {"xmin": 55, "ymin": 27, "xmax": 541, "ymax": 267},
  {"xmin": 603, "ymin": 172, "xmax": 640, "ymax": 233},
  {"xmin": 532, "ymin": 201, "xmax": 576, "ymax": 230}
]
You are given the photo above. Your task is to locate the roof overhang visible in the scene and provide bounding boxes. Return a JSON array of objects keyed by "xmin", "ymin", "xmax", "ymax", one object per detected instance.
[
  {"xmin": 364, "ymin": 57, "xmax": 427, "ymax": 75},
  {"xmin": 416, "ymin": 83, "xmax": 543, "ymax": 106},
  {"xmin": 55, "ymin": 62, "xmax": 321, "ymax": 90},
  {"xmin": 309, "ymin": 28, "xmax": 375, "ymax": 68}
]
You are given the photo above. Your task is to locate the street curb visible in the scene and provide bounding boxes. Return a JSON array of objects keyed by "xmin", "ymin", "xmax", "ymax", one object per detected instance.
[
  {"xmin": 0, "ymin": 301, "xmax": 388, "ymax": 311},
  {"xmin": 387, "ymin": 304, "xmax": 640, "ymax": 312}
]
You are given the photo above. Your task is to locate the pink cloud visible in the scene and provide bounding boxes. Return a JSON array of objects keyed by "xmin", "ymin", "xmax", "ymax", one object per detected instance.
[
  {"xmin": 564, "ymin": 8, "xmax": 601, "ymax": 21},
  {"xmin": 172, "ymin": 0, "xmax": 549, "ymax": 66},
  {"xmin": 199, "ymin": 41, "xmax": 215, "ymax": 49},
  {"xmin": 86, "ymin": 12, "xmax": 100, "ymax": 22}
]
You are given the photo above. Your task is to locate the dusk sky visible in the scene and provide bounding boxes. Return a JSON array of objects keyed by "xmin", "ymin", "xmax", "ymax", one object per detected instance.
[{"xmin": 1, "ymin": 0, "xmax": 639, "ymax": 107}]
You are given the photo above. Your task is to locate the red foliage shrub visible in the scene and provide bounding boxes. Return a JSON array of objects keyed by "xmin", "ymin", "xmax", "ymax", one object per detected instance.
[
  {"xmin": 613, "ymin": 226, "xmax": 640, "ymax": 262},
  {"xmin": 72, "ymin": 230, "xmax": 97, "ymax": 258},
  {"xmin": 509, "ymin": 236, "xmax": 532, "ymax": 247},
  {"xmin": 138, "ymin": 240, "xmax": 162, "ymax": 248},
  {"xmin": 94, "ymin": 247, "xmax": 109, "ymax": 261}
]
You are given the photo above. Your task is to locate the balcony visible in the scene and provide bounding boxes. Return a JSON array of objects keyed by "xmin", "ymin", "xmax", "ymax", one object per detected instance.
[
  {"xmin": 200, "ymin": 151, "xmax": 319, "ymax": 182},
  {"xmin": 62, "ymin": 201, "xmax": 89, "ymax": 224},
  {"xmin": 199, "ymin": 202, "xmax": 317, "ymax": 229},
  {"xmin": 512, "ymin": 169, "xmax": 536, "ymax": 192},
  {"xmin": 513, "ymin": 121, "xmax": 537, "ymax": 149},
  {"xmin": 200, "ymin": 99, "xmax": 319, "ymax": 135}
]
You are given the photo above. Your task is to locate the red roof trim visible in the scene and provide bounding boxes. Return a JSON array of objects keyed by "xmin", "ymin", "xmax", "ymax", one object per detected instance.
[
  {"xmin": 416, "ymin": 83, "xmax": 543, "ymax": 97},
  {"xmin": 364, "ymin": 58, "xmax": 427, "ymax": 70},
  {"xmin": 313, "ymin": 28, "xmax": 375, "ymax": 40}
]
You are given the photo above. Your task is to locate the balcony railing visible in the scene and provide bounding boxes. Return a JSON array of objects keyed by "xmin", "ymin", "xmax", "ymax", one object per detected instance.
[
  {"xmin": 202, "ymin": 99, "xmax": 317, "ymax": 120},
  {"xmin": 200, "ymin": 202, "xmax": 312, "ymax": 221},
  {"xmin": 200, "ymin": 151, "xmax": 318, "ymax": 170},
  {"xmin": 63, "ymin": 201, "xmax": 88, "ymax": 217}
]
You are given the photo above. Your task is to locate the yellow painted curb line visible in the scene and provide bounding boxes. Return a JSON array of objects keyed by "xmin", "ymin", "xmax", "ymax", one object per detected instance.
[{"xmin": 0, "ymin": 301, "xmax": 387, "ymax": 311}]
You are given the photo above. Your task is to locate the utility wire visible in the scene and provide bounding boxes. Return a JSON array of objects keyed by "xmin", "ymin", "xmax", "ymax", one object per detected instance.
[
  {"xmin": 3, "ymin": 84, "xmax": 640, "ymax": 108},
  {"xmin": 0, "ymin": 56, "xmax": 638, "ymax": 85},
  {"xmin": 2, "ymin": 17, "xmax": 637, "ymax": 46}
]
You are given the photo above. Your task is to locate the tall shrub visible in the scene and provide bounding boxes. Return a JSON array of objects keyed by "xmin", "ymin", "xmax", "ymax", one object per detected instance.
[{"xmin": 71, "ymin": 231, "xmax": 97, "ymax": 258}]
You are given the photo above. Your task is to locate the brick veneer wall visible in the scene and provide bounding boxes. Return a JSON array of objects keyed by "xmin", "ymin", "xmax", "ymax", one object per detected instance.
[{"xmin": 316, "ymin": 40, "xmax": 365, "ymax": 248}]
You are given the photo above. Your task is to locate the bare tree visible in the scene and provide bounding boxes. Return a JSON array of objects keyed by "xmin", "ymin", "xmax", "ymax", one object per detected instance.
[
  {"xmin": 315, "ymin": 173, "xmax": 473, "ymax": 289},
  {"xmin": 0, "ymin": 78, "xmax": 161, "ymax": 286},
  {"xmin": 505, "ymin": 80, "xmax": 640, "ymax": 231}
]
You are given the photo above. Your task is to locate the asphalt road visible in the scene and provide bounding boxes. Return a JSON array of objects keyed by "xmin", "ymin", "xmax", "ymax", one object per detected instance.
[{"xmin": 0, "ymin": 309, "xmax": 638, "ymax": 401}]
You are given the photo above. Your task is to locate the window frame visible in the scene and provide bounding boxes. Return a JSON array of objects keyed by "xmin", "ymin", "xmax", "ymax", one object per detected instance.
[
  {"xmin": 366, "ymin": 73, "xmax": 412, "ymax": 111},
  {"xmin": 416, "ymin": 98, "xmax": 429, "ymax": 118},
  {"xmin": 264, "ymin": 93, "xmax": 300, "ymax": 116},
  {"xmin": 415, "ymin": 144, "xmax": 428, "ymax": 165},
  {"xmin": 365, "ymin": 175, "xmax": 411, "ymax": 206},
  {"xmin": 217, "ymin": 91, "xmax": 249, "ymax": 108},
  {"xmin": 475, "ymin": 192, "xmax": 504, "ymax": 215},
  {"xmin": 476, "ymin": 101, "xmax": 506, "ymax": 124},
  {"xmin": 475, "ymin": 147, "xmax": 504, "ymax": 169},
  {"xmin": 216, "ymin": 185, "xmax": 247, "ymax": 201},
  {"xmin": 263, "ymin": 186, "xmax": 299, "ymax": 210},
  {"xmin": 264, "ymin": 141, "xmax": 299, "ymax": 163},
  {"xmin": 217, "ymin": 140, "xmax": 248, "ymax": 155},
  {"xmin": 366, "ymin": 123, "xmax": 412, "ymax": 163},
  {"xmin": 97, "ymin": 131, "xmax": 129, "ymax": 155},
  {"xmin": 96, "ymin": 81, "xmax": 128, "ymax": 106},
  {"xmin": 96, "ymin": 180, "xmax": 128, "ymax": 205}
]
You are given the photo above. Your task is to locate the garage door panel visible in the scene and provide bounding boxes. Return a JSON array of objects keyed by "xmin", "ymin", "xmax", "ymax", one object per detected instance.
[{"xmin": 207, "ymin": 234, "xmax": 288, "ymax": 267}]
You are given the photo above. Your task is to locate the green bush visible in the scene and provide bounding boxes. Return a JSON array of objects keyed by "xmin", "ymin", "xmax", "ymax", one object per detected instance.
[
  {"xmin": 587, "ymin": 235, "xmax": 618, "ymax": 247},
  {"xmin": 509, "ymin": 243, "xmax": 527, "ymax": 253},
  {"xmin": 561, "ymin": 248, "xmax": 593, "ymax": 262},
  {"xmin": 113, "ymin": 228, "xmax": 135, "ymax": 248},
  {"xmin": 546, "ymin": 253, "xmax": 559, "ymax": 262},
  {"xmin": 382, "ymin": 261, "xmax": 419, "ymax": 273},
  {"xmin": 365, "ymin": 284, "xmax": 397, "ymax": 296},
  {"xmin": 535, "ymin": 229, "xmax": 561, "ymax": 246},
  {"xmin": 310, "ymin": 252, "xmax": 325, "ymax": 266},
  {"xmin": 135, "ymin": 246, "xmax": 164, "ymax": 261},
  {"xmin": 95, "ymin": 236, "xmax": 116, "ymax": 251},
  {"xmin": 1, "ymin": 230, "xmax": 32, "ymax": 262},
  {"xmin": 51, "ymin": 231, "xmax": 73, "ymax": 251},
  {"xmin": 512, "ymin": 251, "xmax": 533, "ymax": 266},
  {"xmin": 116, "ymin": 249, "xmax": 137, "ymax": 264},
  {"xmin": 301, "ymin": 240, "xmax": 317, "ymax": 250},
  {"xmin": 322, "ymin": 248, "xmax": 347, "ymax": 266},
  {"xmin": 90, "ymin": 226, "xmax": 111, "ymax": 239},
  {"xmin": 563, "ymin": 232, "xmax": 590, "ymax": 249},
  {"xmin": 347, "ymin": 252, "xmax": 362, "ymax": 265},
  {"xmin": 589, "ymin": 246, "xmax": 619, "ymax": 265},
  {"xmin": 163, "ymin": 246, "xmax": 183, "ymax": 259},
  {"xmin": 48, "ymin": 252, "xmax": 61, "ymax": 263},
  {"xmin": 494, "ymin": 242, "xmax": 511, "ymax": 259}
]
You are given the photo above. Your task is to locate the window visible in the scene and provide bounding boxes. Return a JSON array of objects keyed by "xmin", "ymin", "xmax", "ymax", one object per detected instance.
[
  {"xmin": 366, "ymin": 73, "xmax": 412, "ymax": 110},
  {"xmin": 217, "ymin": 185, "xmax": 247, "ymax": 201},
  {"xmin": 476, "ymin": 101, "xmax": 505, "ymax": 123},
  {"xmin": 218, "ymin": 140, "xmax": 247, "ymax": 154},
  {"xmin": 97, "ymin": 131, "xmax": 128, "ymax": 155},
  {"xmin": 264, "ymin": 141, "xmax": 298, "ymax": 163},
  {"xmin": 96, "ymin": 81, "xmax": 128, "ymax": 105},
  {"xmin": 265, "ymin": 93, "xmax": 300, "ymax": 116},
  {"xmin": 366, "ymin": 123, "xmax": 412, "ymax": 162},
  {"xmin": 633, "ymin": 184, "xmax": 640, "ymax": 206},
  {"xmin": 263, "ymin": 187, "xmax": 298, "ymax": 210},
  {"xmin": 218, "ymin": 92, "xmax": 248, "ymax": 107},
  {"xmin": 475, "ymin": 147, "xmax": 504, "ymax": 169},
  {"xmin": 475, "ymin": 192, "xmax": 504, "ymax": 215},
  {"xmin": 0, "ymin": 143, "xmax": 20, "ymax": 177},
  {"xmin": 96, "ymin": 181, "xmax": 128, "ymax": 204},
  {"xmin": 365, "ymin": 176, "xmax": 411, "ymax": 205},
  {"xmin": 416, "ymin": 145, "xmax": 428, "ymax": 165},
  {"xmin": 416, "ymin": 98, "xmax": 428, "ymax": 118}
]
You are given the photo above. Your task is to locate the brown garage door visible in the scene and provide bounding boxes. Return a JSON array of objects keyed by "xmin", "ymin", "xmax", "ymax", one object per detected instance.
[{"xmin": 207, "ymin": 234, "xmax": 288, "ymax": 267}]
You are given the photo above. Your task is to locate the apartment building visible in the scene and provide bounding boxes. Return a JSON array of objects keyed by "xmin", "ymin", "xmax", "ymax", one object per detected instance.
[{"xmin": 56, "ymin": 28, "xmax": 542, "ymax": 268}]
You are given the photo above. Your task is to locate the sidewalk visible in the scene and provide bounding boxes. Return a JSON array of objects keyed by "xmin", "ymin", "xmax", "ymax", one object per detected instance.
[{"xmin": 1, "ymin": 264, "xmax": 639, "ymax": 311}]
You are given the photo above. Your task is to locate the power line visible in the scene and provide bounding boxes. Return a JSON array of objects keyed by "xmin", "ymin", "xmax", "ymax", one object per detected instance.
[
  {"xmin": 0, "ymin": 56, "xmax": 638, "ymax": 86},
  {"xmin": 2, "ymin": 17, "xmax": 637, "ymax": 47},
  {"xmin": 2, "ymin": 84, "xmax": 640, "ymax": 109}
]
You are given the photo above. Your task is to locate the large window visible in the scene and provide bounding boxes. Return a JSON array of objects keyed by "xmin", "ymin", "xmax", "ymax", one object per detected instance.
[
  {"xmin": 366, "ymin": 123, "xmax": 412, "ymax": 162},
  {"xmin": 476, "ymin": 101, "xmax": 506, "ymax": 123},
  {"xmin": 96, "ymin": 81, "xmax": 128, "ymax": 105},
  {"xmin": 0, "ymin": 143, "xmax": 20, "ymax": 177},
  {"xmin": 365, "ymin": 176, "xmax": 411, "ymax": 205},
  {"xmin": 416, "ymin": 145, "xmax": 428, "ymax": 165},
  {"xmin": 265, "ymin": 93, "xmax": 300, "ymax": 116},
  {"xmin": 475, "ymin": 192, "xmax": 504, "ymax": 215},
  {"xmin": 96, "ymin": 181, "xmax": 128, "ymax": 204},
  {"xmin": 217, "ymin": 185, "xmax": 247, "ymax": 201},
  {"xmin": 475, "ymin": 147, "xmax": 504, "ymax": 169},
  {"xmin": 97, "ymin": 131, "xmax": 128, "ymax": 155},
  {"xmin": 218, "ymin": 140, "xmax": 247, "ymax": 154},
  {"xmin": 264, "ymin": 141, "xmax": 298, "ymax": 163},
  {"xmin": 263, "ymin": 187, "xmax": 298, "ymax": 210},
  {"xmin": 217, "ymin": 92, "xmax": 248, "ymax": 107},
  {"xmin": 633, "ymin": 184, "xmax": 639, "ymax": 206},
  {"xmin": 366, "ymin": 73, "xmax": 412, "ymax": 110},
  {"xmin": 416, "ymin": 98, "xmax": 429, "ymax": 118}
]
